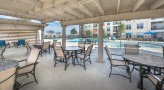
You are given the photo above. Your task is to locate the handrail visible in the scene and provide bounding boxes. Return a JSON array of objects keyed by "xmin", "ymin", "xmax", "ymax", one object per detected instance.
[{"xmin": 138, "ymin": 42, "xmax": 164, "ymax": 57}]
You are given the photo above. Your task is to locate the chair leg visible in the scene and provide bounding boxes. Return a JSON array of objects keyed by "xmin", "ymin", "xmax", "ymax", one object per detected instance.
[
  {"xmin": 26, "ymin": 73, "xmax": 29, "ymax": 77},
  {"xmin": 49, "ymin": 49, "xmax": 50, "ymax": 55},
  {"xmin": 89, "ymin": 57, "xmax": 91, "ymax": 64},
  {"xmin": 54, "ymin": 58, "xmax": 57, "ymax": 67},
  {"xmin": 2, "ymin": 55, "xmax": 5, "ymax": 60},
  {"xmin": 83, "ymin": 61, "xmax": 86, "ymax": 70},
  {"xmin": 33, "ymin": 72, "xmax": 38, "ymax": 84},
  {"xmin": 64, "ymin": 59, "xmax": 67, "ymax": 70},
  {"xmin": 109, "ymin": 66, "xmax": 112, "ymax": 77}
]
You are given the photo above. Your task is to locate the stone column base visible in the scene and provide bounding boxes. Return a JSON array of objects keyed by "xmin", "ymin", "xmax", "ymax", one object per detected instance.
[{"xmin": 96, "ymin": 58, "xmax": 105, "ymax": 63}]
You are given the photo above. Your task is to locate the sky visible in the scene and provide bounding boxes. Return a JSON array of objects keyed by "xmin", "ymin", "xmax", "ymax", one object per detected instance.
[
  {"xmin": 45, "ymin": 21, "xmax": 79, "ymax": 35},
  {"xmin": 0, "ymin": 15, "xmax": 79, "ymax": 35}
]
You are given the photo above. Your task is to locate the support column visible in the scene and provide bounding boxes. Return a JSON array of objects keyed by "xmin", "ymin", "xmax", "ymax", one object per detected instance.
[
  {"xmin": 41, "ymin": 26, "xmax": 44, "ymax": 42},
  {"xmin": 79, "ymin": 24, "xmax": 81, "ymax": 37},
  {"xmin": 62, "ymin": 25, "xmax": 66, "ymax": 47},
  {"xmin": 96, "ymin": 22, "xmax": 104, "ymax": 63}
]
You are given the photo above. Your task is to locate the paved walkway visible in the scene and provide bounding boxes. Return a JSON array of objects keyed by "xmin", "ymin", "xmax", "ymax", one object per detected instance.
[{"xmin": 2, "ymin": 46, "xmax": 162, "ymax": 90}]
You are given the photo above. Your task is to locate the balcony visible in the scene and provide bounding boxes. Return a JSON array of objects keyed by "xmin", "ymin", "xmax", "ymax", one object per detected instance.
[{"xmin": 151, "ymin": 27, "xmax": 164, "ymax": 30}]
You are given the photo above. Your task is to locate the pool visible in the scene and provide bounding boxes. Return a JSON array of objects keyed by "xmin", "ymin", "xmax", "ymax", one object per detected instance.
[
  {"xmin": 67, "ymin": 38, "xmax": 164, "ymax": 49},
  {"xmin": 67, "ymin": 38, "xmax": 108, "ymax": 43}
]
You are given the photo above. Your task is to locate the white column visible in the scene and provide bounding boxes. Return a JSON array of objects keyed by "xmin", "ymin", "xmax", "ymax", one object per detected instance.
[
  {"xmin": 41, "ymin": 26, "xmax": 44, "ymax": 42},
  {"xmin": 62, "ymin": 25, "xmax": 66, "ymax": 47},
  {"xmin": 97, "ymin": 22, "xmax": 104, "ymax": 63}
]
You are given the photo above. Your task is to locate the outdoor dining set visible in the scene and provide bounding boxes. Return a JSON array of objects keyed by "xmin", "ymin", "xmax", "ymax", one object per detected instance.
[{"xmin": 0, "ymin": 39, "xmax": 164, "ymax": 90}]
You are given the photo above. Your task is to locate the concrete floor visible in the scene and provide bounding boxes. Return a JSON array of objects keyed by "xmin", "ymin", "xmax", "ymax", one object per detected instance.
[{"xmin": 3, "ymin": 46, "xmax": 161, "ymax": 90}]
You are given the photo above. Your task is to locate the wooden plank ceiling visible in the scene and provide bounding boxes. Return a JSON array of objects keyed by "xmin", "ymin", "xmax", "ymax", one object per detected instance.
[{"xmin": 0, "ymin": 0, "xmax": 163, "ymax": 23}]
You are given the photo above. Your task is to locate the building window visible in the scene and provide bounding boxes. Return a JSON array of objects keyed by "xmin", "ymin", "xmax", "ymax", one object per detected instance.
[
  {"xmin": 107, "ymin": 22, "xmax": 110, "ymax": 25},
  {"xmin": 126, "ymin": 24, "xmax": 131, "ymax": 30},
  {"xmin": 94, "ymin": 23, "xmax": 98, "ymax": 27},
  {"xmin": 85, "ymin": 26, "xmax": 87, "ymax": 28},
  {"xmin": 107, "ymin": 28, "xmax": 110, "ymax": 31},
  {"xmin": 137, "ymin": 23, "xmax": 144, "ymax": 29}
]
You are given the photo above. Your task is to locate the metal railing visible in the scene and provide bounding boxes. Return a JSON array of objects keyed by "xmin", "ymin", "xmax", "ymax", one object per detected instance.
[{"xmin": 138, "ymin": 42, "xmax": 164, "ymax": 57}]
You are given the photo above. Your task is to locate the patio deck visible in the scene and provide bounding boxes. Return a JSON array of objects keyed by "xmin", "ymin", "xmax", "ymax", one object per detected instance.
[{"xmin": 3, "ymin": 47, "xmax": 162, "ymax": 90}]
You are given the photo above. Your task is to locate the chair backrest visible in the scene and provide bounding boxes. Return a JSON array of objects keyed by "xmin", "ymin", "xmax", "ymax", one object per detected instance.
[
  {"xmin": 104, "ymin": 46, "xmax": 112, "ymax": 62},
  {"xmin": 52, "ymin": 40, "xmax": 57, "ymax": 47},
  {"xmin": 78, "ymin": 41, "xmax": 85, "ymax": 48},
  {"xmin": 25, "ymin": 42, "xmax": 31, "ymax": 50},
  {"xmin": 82, "ymin": 38, "xmax": 85, "ymax": 42},
  {"xmin": 54, "ymin": 46, "xmax": 65, "ymax": 59},
  {"xmin": 0, "ymin": 67, "xmax": 17, "ymax": 90},
  {"xmin": 56, "ymin": 42, "xmax": 61, "ymax": 47},
  {"xmin": 26, "ymin": 48, "xmax": 40, "ymax": 65},
  {"xmin": 124, "ymin": 44, "xmax": 139, "ymax": 54},
  {"xmin": 43, "ymin": 41, "xmax": 50, "ymax": 49},
  {"xmin": 85, "ymin": 44, "xmax": 93, "ymax": 56}
]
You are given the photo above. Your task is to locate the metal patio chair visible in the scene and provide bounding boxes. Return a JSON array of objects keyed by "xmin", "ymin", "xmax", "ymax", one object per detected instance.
[
  {"xmin": 42, "ymin": 41, "xmax": 51, "ymax": 55},
  {"xmin": 25, "ymin": 42, "xmax": 32, "ymax": 55},
  {"xmin": 124, "ymin": 44, "xmax": 139, "ymax": 73},
  {"xmin": 17, "ymin": 48, "xmax": 40, "ymax": 89},
  {"xmin": 0, "ymin": 46, "xmax": 6, "ymax": 60},
  {"xmin": 0, "ymin": 67, "xmax": 17, "ymax": 90},
  {"xmin": 104, "ymin": 45, "xmax": 131, "ymax": 82},
  {"xmin": 53, "ymin": 46, "xmax": 71, "ymax": 70},
  {"xmin": 143, "ymin": 71, "xmax": 164, "ymax": 90},
  {"xmin": 77, "ymin": 41, "xmax": 85, "ymax": 54},
  {"xmin": 76, "ymin": 44, "xmax": 93, "ymax": 70}
]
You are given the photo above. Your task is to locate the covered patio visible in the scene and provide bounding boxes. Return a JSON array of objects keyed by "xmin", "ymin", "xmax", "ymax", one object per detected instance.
[{"xmin": 0, "ymin": 0, "xmax": 164, "ymax": 90}]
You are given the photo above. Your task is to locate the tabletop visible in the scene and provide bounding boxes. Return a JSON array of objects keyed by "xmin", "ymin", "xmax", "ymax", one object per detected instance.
[
  {"xmin": 123, "ymin": 53, "xmax": 164, "ymax": 68},
  {"xmin": 0, "ymin": 60, "xmax": 19, "ymax": 72},
  {"xmin": 62, "ymin": 46, "xmax": 83, "ymax": 51}
]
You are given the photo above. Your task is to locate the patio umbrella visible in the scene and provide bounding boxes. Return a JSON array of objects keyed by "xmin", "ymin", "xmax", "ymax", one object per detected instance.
[
  {"xmin": 126, "ymin": 32, "xmax": 131, "ymax": 34},
  {"xmin": 144, "ymin": 31, "xmax": 156, "ymax": 34}
]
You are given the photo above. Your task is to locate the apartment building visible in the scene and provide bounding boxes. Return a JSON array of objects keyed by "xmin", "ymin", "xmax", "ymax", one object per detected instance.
[{"xmin": 79, "ymin": 18, "xmax": 164, "ymax": 40}]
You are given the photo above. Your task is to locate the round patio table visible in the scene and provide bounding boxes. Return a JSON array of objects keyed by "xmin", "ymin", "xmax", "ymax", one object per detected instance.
[
  {"xmin": 0, "ymin": 60, "xmax": 19, "ymax": 72},
  {"xmin": 123, "ymin": 53, "xmax": 164, "ymax": 90},
  {"xmin": 62, "ymin": 46, "xmax": 83, "ymax": 66}
]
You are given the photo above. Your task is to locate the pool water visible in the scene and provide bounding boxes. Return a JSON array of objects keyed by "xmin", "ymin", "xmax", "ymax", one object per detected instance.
[{"xmin": 67, "ymin": 38, "xmax": 164, "ymax": 49}]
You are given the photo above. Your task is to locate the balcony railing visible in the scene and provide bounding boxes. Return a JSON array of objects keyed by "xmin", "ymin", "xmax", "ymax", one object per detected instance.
[{"xmin": 151, "ymin": 27, "xmax": 164, "ymax": 30}]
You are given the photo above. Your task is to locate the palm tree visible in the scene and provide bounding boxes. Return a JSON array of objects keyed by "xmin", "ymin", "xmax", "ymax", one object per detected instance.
[{"xmin": 47, "ymin": 30, "xmax": 55, "ymax": 39}]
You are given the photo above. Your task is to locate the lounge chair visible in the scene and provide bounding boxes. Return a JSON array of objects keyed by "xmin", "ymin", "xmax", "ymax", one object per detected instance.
[
  {"xmin": 42, "ymin": 41, "xmax": 51, "ymax": 55},
  {"xmin": 0, "ymin": 67, "xmax": 17, "ymax": 90},
  {"xmin": 104, "ymin": 45, "xmax": 131, "ymax": 82},
  {"xmin": 76, "ymin": 44, "xmax": 93, "ymax": 70},
  {"xmin": 0, "ymin": 46, "xmax": 6, "ymax": 60},
  {"xmin": 17, "ymin": 48, "xmax": 40, "ymax": 89},
  {"xmin": 25, "ymin": 42, "xmax": 32, "ymax": 55},
  {"xmin": 53, "ymin": 46, "xmax": 71, "ymax": 70}
]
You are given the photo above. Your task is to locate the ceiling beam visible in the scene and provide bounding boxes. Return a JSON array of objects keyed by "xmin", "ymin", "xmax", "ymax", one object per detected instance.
[
  {"xmin": 0, "ymin": 9, "xmax": 50, "ymax": 21},
  {"xmin": 150, "ymin": 0, "xmax": 164, "ymax": 10},
  {"xmin": 0, "ymin": 19, "xmax": 43, "ymax": 27},
  {"xmin": 56, "ymin": 4, "xmax": 84, "ymax": 18},
  {"xmin": 48, "ymin": 8, "xmax": 76, "ymax": 20},
  {"xmin": 61, "ymin": 8, "xmax": 164, "ymax": 25},
  {"xmin": 132, "ymin": 0, "xmax": 145, "ymax": 12},
  {"xmin": 28, "ymin": 0, "xmax": 68, "ymax": 14},
  {"xmin": 69, "ymin": 0, "xmax": 93, "ymax": 17},
  {"xmin": 117, "ymin": 0, "xmax": 120, "ymax": 14},
  {"xmin": 93, "ymin": 0, "xmax": 105, "ymax": 15}
]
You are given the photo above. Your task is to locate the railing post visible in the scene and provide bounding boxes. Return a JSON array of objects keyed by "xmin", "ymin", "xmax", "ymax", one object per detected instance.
[
  {"xmin": 120, "ymin": 40, "xmax": 121, "ymax": 48},
  {"xmin": 162, "ymin": 46, "xmax": 164, "ymax": 58}
]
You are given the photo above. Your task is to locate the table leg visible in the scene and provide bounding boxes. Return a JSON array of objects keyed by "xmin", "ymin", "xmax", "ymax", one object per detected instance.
[{"xmin": 137, "ymin": 65, "xmax": 143, "ymax": 90}]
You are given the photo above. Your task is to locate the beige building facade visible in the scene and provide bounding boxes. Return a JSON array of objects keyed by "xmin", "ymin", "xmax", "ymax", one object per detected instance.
[{"xmin": 79, "ymin": 18, "xmax": 164, "ymax": 40}]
